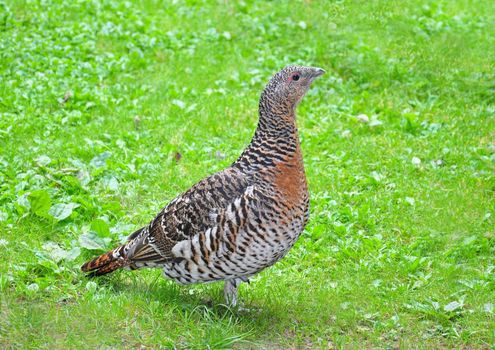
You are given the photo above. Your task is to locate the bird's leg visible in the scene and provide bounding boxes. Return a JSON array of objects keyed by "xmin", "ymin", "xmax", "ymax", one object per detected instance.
[{"xmin": 223, "ymin": 278, "xmax": 242, "ymax": 307}]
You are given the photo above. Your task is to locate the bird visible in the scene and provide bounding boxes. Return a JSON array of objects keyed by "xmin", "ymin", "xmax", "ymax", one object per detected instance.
[{"xmin": 81, "ymin": 65, "xmax": 325, "ymax": 306}]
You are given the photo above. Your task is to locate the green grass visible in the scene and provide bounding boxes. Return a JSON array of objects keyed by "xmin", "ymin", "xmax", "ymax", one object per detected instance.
[{"xmin": 1, "ymin": 0, "xmax": 494, "ymax": 348}]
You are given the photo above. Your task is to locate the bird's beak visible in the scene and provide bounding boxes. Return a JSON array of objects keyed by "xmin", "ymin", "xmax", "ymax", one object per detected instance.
[{"xmin": 309, "ymin": 67, "xmax": 326, "ymax": 79}]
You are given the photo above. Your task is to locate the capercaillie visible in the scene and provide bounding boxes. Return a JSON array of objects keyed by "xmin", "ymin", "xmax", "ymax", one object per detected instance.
[{"xmin": 82, "ymin": 66, "xmax": 325, "ymax": 306}]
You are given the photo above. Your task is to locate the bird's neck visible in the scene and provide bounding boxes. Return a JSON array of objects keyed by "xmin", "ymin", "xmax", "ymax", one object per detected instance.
[
  {"xmin": 253, "ymin": 110, "xmax": 299, "ymax": 147},
  {"xmin": 234, "ymin": 97, "xmax": 301, "ymax": 172}
]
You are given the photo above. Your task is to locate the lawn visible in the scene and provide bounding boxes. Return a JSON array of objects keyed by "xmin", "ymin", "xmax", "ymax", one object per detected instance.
[{"xmin": 1, "ymin": 0, "xmax": 494, "ymax": 348}]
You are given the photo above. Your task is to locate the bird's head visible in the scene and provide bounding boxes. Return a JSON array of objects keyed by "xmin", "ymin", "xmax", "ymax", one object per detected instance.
[{"xmin": 260, "ymin": 65, "xmax": 325, "ymax": 117}]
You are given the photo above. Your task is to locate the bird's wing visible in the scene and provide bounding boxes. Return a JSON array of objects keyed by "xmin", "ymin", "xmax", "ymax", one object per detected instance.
[
  {"xmin": 125, "ymin": 167, "xmax": 252, "ymax": 263},
  {"xmin": 170, "ymin": 183, "xmax": 261, "ymax": 262}
]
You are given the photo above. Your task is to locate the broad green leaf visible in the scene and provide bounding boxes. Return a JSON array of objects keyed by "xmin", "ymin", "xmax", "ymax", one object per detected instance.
[
  {"xmin": 28, "ymin": 190, "xmax": 52, "ymax": 217},
  {"xmin": 42, "ymin": 242, "xmax": 68, "ymax": 262},
  {"xmin": 484, "ymin": 303, "xmax": 494, "ymax": 313},
  {"xmin": 26, "ymin": 283, "xmax": 39, "ymax": 292},
  {"xmin": 444, "ymin": 301, "xmax": 463, "ymax": 312},
  {"xmin": 91, "ymin": 218, "xmax": 110, "ymax": 237},
  {"xmin": 79, "ymin": 231, "xmax": 109, "ymax": 251},
  {"xmin": 90, "ymin": 151, "xmax": 111, "ymax": 168},
  {"xmin": 48, "ymin": 202, "xmax": 80, "ymax": 221},
  {"xmin": 66, "ymin": 247, "xmax": 81, "ymax": 261},
  {"xmin": 85, "ymin": 281, "xmax": 97, "ymax": 292},
  {"xmin": 35, "ymin": 155, "xmax": 51, "ymax": 166},
  {"xmin": 172, "ymin": 99, "xmax": 185, "ymax": 109},
  {"xmin": 101, "ymin": 176, "xmax": 119, "ymax": 191},
  {"xmin": 41, "ymin": 242, "xmax": 80, "ymax": 262}
]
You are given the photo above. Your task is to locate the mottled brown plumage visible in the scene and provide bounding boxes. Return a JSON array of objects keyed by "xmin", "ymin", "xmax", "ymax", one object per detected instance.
[{"xmin": 81, "ymin": 66, "xmax": 325, "ymax": 306}]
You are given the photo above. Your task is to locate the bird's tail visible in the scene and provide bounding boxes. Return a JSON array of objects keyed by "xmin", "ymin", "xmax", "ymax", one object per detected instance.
[
  {"xmin": 81, "ymin": 226, "xmax": 164, "ymax": 276},
  {"xmin": 81, "ymin": 247, "xmax": 127, "ymax": 276},
  {"xmin": 81, "ymin": 226, "xmax": 144, "ymax": 276}
]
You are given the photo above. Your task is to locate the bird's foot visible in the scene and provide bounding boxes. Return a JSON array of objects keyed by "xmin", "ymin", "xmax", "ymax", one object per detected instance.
[
  {"xmin": 223, "ymin": 278, "xmax": 261, "ymax": 313},
  {"xmin": 223, "ymin": 278, "xmax": 241, "ymax": 307}
]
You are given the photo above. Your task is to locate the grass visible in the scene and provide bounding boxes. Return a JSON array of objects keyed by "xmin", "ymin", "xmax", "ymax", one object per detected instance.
[{"xmin": 1, "ymin": 0, "xmax": 494, "ymax": 348}]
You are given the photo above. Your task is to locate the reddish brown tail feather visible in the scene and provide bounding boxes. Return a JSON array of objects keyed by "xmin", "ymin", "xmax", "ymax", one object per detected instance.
[{"xmin": 81, "ymin": 249, "xmax": 126, "ymax": 276}]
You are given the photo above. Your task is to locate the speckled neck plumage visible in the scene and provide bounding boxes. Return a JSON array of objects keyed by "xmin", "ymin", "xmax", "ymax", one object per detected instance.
[{"xmin": 235, "ymin": 85, "xmax": 301, "ymax": 173}]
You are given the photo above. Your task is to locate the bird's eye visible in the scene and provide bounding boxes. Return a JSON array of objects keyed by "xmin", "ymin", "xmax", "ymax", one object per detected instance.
[{"xmin": 292, "ymin": 74, "xmax": 300, "ymax": 81}]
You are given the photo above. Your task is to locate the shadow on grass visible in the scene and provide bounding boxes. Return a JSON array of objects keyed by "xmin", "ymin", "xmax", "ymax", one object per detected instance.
[{"xmin": 87, "ymin": 269, "xmax": 283, "ymax": 332}]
